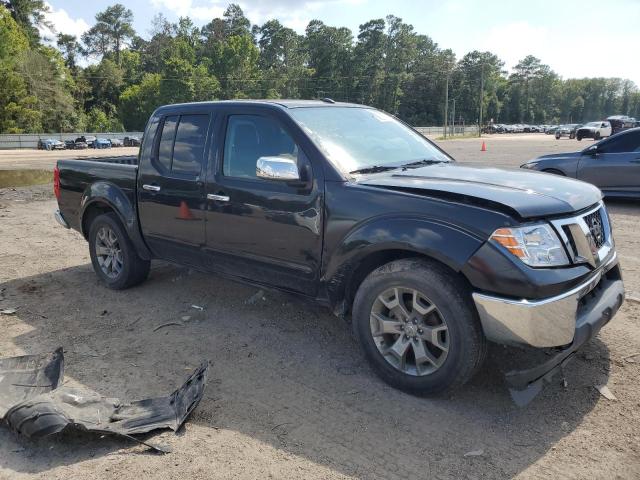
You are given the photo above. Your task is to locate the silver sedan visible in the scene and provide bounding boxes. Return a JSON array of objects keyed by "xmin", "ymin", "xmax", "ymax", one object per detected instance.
[{"xmin": 521, "ymin": 128, "xmax": 640, "ymax": 198}]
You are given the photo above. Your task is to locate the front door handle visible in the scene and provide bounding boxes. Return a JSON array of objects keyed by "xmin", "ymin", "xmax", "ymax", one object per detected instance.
[
  {"xmin": 631, "ymin": 159, "xmax": 640, "ymax": 163},
  {"xmin": 142, "ymin": 184, "xmax": 161, "ymax": 192},
  {"xmin": 207, "ymin": 194, "xmax": 230, "ymax": 202}
]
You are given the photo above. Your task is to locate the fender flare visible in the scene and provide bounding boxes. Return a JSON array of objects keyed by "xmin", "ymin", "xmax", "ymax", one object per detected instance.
[
  {"xmin": 79, "ymin": 181, "xmax": 152, "ymax": 260},
  {"xmin": 322, "ymin": 215, "xmax": 484, "ymax": 311}
]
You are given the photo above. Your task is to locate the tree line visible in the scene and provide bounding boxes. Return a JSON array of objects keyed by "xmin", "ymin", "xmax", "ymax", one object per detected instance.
[{"xmin": 1, "ymin": 1, "xmax": 639, "ymax": 133}]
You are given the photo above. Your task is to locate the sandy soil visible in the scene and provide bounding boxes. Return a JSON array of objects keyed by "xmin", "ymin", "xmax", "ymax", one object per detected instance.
[{"xmin": 0, "ymin": 135, "xmax": 639, "ymax": 479}]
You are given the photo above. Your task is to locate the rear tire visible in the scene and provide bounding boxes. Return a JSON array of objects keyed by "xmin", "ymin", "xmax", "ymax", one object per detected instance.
[
  {"xmin": 88, "ymin": 212, "xmax": 150, "ymax": 290},
  {"xmin": 351, "ymin": 259, "xmax": 487, "ymax": 395}
]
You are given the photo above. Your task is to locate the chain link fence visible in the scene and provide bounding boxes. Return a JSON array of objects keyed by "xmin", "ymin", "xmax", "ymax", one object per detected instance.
[
  {"xmin": 0, "ymin": 133, "xmax": 144, "ymax": 150},
  {"xmin": 0, "ymin": 126, "xmax": 479, "ymax": 149}
]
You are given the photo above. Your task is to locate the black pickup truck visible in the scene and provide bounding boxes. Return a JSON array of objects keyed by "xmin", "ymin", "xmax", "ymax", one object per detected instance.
[{"xmin": 54, "ymin": 100, "xmax": 625, "ymax": 401}]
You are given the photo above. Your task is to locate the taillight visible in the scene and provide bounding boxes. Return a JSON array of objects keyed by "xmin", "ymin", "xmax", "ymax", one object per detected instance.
[{"xmin": 53, "ymin": 165, "xmax": 60, "ymax": 199}]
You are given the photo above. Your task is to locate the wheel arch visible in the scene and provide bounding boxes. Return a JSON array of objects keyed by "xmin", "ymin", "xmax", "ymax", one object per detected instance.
[
  {"xmin": 541, "ymin": 168, "xmax": 567, "ymax": 176},
  {"xmin": 322, "ymin": 217, "xmax": 483, "ymax": 317},
  {"xmin": 80, "ymin": 182, "xmax": 152, "ymax": 260}
]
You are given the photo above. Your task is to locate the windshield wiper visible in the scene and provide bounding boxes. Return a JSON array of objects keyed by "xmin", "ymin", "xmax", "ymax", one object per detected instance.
[
  {"xmin": 400, "ymin": 159, "xmax": 448, "ymax": 170},
  {"xmin": 349, "ymin": 165, "xmax": 399, "ymax": 175}
]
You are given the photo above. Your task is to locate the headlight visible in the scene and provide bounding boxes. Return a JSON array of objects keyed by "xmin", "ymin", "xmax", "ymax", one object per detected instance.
[
  {"xmin": 489, "ymin": 224, "xmax": 569, "ymax": 267},
  {"xmin": 520, "ymin": 162, "xmax": 538, "ymax": 169}
]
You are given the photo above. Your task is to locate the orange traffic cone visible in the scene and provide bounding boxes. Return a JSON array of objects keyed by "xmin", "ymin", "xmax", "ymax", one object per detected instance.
[
  {"xmin": 178, "ymin": 200, "xmax": 194, "ymax": 220},
  {"xmin": 481, "ymin": 141, "xmax": 487, "ymax": 152}
]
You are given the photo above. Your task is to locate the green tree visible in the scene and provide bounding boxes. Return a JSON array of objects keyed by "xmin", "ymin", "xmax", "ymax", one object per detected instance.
[
  {"xmin": 1, "ymin": 0, "xmax": 49, "ymax": 45},
  {"xmin": 82, "ymin": 3, "xmax": 135, "ymax": 64},
  {"xmin": 119, "ymin": 73, "xmax": 161, "ymax": 130},
  {"xmin": 56, "ymin": 33, "xmax": 83, "ymax": 71},
  {"xmin": 85, "ymin": 106, "xmax": 123, "ymax": 132},
  {"xmin": 305, "ymin": 20, "xmax": 353, "ymax": 100},
  {"xmin": 256, "ymin": 19, "xmax": 312, "ymax": 97},
  {"xmin": 0, "ymin": 4, "xmax": 41, "ymax": 132}
]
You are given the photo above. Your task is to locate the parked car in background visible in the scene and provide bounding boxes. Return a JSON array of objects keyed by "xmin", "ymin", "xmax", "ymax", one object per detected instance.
[
  {"xmin": 555, "ymin": 124, "xmax": 581, "ymax": 140},
  {"xmin": 123, "ymin": 136, "xmax": 141, "ymax": 147},
  {"xmin": 94, "ymin": 138, "xmax": 112, "ymax": 149},
  {"xmin": 545, "ymin": 125, "xmax": 560, "ymax": 135},
  {"xmin": 37, "ymin": 139, "xmax": 65, "ymax": 150},
  {"xmin": 74, "ymin": 140, "xmax": 88, "ymax": 149},
  {"xmin": 521, "ymin": 128, "xmax": 640, "ymax": 198},
  {"xmin": 75, "ymin": 136, "xmax": 97, "ymax": 148},
  {"xmin": 53, "ymin": 100, "xmax": 625, "ymax": 400},
  {"xmin": 64, "ymin": 140, "xmax": 77, "ymax": 150},
  {"xmin": 110, "ymin": 138, "xmax": 123, "ymax": 147},
  {"xmin": 576, "ymin": 121, "xmax": 611, "ymax": 141},
  {"xmin": 607, "ymin": 116, "xmax": 637, "ymax": 135}
]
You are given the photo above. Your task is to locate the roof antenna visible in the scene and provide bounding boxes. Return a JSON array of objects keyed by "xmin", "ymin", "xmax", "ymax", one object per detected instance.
[{"xmin": 321, "ymin": 98, "xmax": 336, "ymax": 104}]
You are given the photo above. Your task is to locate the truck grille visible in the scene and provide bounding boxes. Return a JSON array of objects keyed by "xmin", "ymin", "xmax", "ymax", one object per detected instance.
[
  {"xmin": 551, "ymin": 203, "xmax": 612, "ymax": 268},
  {"xmin": 584, "ymin": 209, "xmax": 606, "ymax": 249}
]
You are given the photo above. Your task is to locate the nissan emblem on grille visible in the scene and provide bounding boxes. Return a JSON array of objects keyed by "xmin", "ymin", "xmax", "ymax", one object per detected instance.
[{"xmin": 585, "ymin": 210, "xmax": 605, "ymax": 249}]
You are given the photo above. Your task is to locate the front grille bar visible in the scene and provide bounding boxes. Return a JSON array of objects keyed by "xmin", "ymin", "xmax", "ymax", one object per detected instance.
[{"xmin": 550, "ymin": 202, "xmax": 613, "ymax": 268}]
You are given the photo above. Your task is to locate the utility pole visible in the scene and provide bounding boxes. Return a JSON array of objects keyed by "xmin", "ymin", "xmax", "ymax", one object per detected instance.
[
  {"xmin": 451, "ymin": 98, "xmax": 456, "ymax": 136},
  {"xmin": 478, "ymin": 64, "xmax": 484, "ymax": 138},
  {"xmin": 444, "ymin": 74, "xmax": 449, "ymax": 139}
]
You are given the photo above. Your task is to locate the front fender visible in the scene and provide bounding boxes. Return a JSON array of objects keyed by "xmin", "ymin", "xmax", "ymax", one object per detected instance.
[
  {"xmin": 80, "ymin": 181, "xmax": 151, "ymax": 259},
  {"xmin": 322, "ymin": 216, "xmax": 484, "ymax": 308}
]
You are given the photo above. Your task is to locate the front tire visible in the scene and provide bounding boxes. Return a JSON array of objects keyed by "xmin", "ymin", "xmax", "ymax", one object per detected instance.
[
  {"xmin": 594, "ymin": 132, "xmax": 601, "ymax": 140},
  {"xmin": 88, "ymin": 212, "xmax": 150, "ymax": 290},
  {"xmin": 352, "ymin": 259, "xmax": 486, "ymax": 395}
]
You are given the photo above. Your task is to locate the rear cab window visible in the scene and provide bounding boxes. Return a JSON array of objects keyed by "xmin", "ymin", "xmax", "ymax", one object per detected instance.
[{"xmin": 153, "ymin": 113, "xmax": 211, "ymax": 176}]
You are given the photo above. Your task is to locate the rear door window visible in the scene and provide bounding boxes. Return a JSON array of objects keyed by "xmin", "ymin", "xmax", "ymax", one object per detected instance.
[
  {"xmin": 154, "ymin": 114, "xmax": 210, "ymax": 175},
  {"xmin": 172, "ymin": 114, "xmax": 210, "ymax": 175},
  {"xmin": 157, "ymin": 115, "xmax": 178, "ymax": 171}
]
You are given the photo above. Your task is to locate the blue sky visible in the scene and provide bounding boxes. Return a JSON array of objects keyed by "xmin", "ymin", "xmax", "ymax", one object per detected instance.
[{"xmin": 42, "ymin": 0, "xmax": 640, "ymax": 85}]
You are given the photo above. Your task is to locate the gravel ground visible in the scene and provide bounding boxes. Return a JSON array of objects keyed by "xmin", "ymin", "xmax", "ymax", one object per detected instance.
[{"xmin": 0, "ymin": 135, "xmax": 638, "ymax": 480}]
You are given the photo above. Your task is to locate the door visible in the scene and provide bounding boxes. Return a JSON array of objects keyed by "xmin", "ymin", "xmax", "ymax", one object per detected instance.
[
  {"xmin": 203, "ymin": 110, "xmax": 323, "ymax": 295},
  {"xmin": 137, "ymin": 112, "xmax": 212, "ymax": 264},
  {"xmin": 578, "ymin": 130, "xmax": 640, "ymax": 194}
]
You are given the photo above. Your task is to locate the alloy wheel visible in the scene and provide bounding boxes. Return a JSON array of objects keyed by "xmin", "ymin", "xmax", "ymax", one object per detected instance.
[
  {"xmin": 95, "ymin": 226, "xmax": 123, "ymax": 279},
  {"xmin": 370, "ymin": 287, "xmax": 449, "ymax": 376}
]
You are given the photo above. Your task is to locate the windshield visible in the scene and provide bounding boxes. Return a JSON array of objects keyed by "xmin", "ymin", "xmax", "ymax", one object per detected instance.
[
  {"xmin": 586, "ymin": 122, "xmax": 601, "ymax": 127},
  {"xmin": 288, "ymin": 107, "xmax": 451, "ymax": 174}
]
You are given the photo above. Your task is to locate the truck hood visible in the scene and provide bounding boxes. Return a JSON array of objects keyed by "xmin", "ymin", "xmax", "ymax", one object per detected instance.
[{"xmin": 357, "ymin": 163, "xmax": 602, "ymax": 219}]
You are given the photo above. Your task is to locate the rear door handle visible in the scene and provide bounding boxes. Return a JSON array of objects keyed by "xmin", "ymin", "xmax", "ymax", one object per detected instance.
[
  {"xmin": 142, "ymin": 184, "xmax": 161, "ymax": 192},
  {"xmin": 207, "ymin": 194, "xmax": 230, "ymax": 202}
]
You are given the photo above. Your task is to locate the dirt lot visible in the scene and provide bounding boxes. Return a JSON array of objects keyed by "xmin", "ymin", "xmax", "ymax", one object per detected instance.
[{"xmin": 0, "ymin": 135, "xmax": 639, "ymax": 480}]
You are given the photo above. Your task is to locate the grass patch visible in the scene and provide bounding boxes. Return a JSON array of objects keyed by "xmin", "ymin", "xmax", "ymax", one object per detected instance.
[
  {"xmin": 0, "ymin": 169, "xmax": 52, "ymax": 188},
  {"xmin": 434, "ymin": 133, "xmax": 481, "ymax": 141}
]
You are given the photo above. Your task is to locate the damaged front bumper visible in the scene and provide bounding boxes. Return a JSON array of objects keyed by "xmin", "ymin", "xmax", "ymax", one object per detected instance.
[
  {"xmin": 0, "ymin": 349, "xmax": 208, "ymax": 453},
  {"xmin": 472, "ymin": 253, "xmax": 624, "ymax": 404}
]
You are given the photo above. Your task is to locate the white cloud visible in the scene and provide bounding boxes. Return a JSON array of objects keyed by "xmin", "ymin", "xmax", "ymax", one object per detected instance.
[
  {"xmin": 478, "ymin": 18, "xmax": 640, "ymax": 85},
  {"xmin": 148, "ymin": 0, "xmax": 366, "ymax": 32},
  {"xmin": 39, "ymin": 2, "xmax": 90, "ymax": 40},
  {"xmin": 149, "ymin": 0, "xmax": 224, "ymax": 20}
]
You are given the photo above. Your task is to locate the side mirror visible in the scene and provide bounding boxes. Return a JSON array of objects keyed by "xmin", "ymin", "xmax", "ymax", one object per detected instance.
[
  {"xmin": 587, "ymin": 145, "xmax": 598, "ymax": 156},
  {"xmin": 256, "ymin": 156, "xmax": 300, "ymax": 181}
]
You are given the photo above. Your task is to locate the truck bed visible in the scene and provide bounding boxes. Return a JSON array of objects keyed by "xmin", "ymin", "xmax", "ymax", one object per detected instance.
[{"xmin": 57, "ymin": 156, "xmax": 139, "ymax": 232}]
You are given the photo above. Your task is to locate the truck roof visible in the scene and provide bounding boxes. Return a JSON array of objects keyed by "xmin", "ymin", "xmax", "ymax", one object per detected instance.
[{"xmin": 154, "ymin": 99, "xmax": 370, "ymax": 113}]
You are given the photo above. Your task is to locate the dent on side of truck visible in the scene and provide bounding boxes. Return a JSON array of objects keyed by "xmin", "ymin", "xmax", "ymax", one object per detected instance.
[
  {"xmin": 80, "ymin": 181, "xmax": 152, "ymax": 260},
  {"xmin": 322, "ymin": 215, "xmax": 484, "ymax": 311}
]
